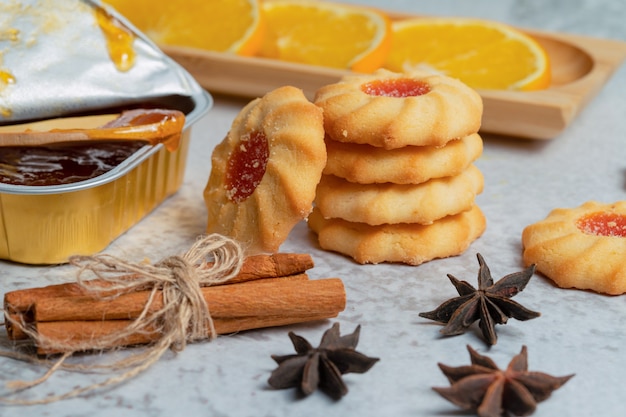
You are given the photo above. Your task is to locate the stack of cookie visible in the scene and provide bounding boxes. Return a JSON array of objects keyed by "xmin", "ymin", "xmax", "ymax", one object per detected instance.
[{"xmin": 309, "ymin": 69, "xmax": 486, "ymax": 265}]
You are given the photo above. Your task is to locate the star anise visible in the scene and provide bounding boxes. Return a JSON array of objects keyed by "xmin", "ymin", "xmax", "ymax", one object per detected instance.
[
  {"xmin": 433, "ymin": 345, "xmax": 574, "ymax": 417},
  {"xmin": 419, "ymin": 253, "xmax": 540, "ymax": 345},
  {"xmin": 268, "ymin": 323, "xmax": 379, "ymax": 399}
]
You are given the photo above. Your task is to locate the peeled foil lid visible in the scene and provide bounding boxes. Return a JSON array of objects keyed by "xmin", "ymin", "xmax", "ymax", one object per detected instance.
[{"xmin": 0, "ymin": 0, "xmax": 204, "ymax": 123}]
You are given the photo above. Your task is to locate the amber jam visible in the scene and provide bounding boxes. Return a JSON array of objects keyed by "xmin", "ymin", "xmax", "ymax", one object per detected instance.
[
  {"xmin": 576, "ymin": 212, "xmax": 626, "ymax": 237},
  {"xmin": 0, "ymin": 141, "xmax": 145, "ymax": 186},
  {"xmin": 361, "ymin": 79, "xmax": 432, "ymax": 97},
  {"xmin": 94, "ymin": 6, "xmax": 135, "ymax": 72},
  {"xmin": 225, "ymin": 131, "xmax": 269, "ymax": 203}
]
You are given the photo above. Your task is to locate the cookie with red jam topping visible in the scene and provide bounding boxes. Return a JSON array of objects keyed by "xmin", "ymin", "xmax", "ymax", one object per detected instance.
[
  {"xmin": 204, "ymin": 86, "xmax": 326, "ymax": 253},
  {"xmin": 522, "ymin": 201, "xmax": 626, "ymax": 295},
  {"xmin": 314, "ymin": 69, "xmax": 483, "ymax": 149}
]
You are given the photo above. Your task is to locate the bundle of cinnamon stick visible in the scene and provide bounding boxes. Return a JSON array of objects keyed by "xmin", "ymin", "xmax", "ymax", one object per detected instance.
[{"xmin": 3, "ymin": 253, "xmax": 346, "ymax": 355}]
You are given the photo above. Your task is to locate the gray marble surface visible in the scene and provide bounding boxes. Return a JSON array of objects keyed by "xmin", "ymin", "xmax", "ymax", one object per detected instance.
[{"xmin": 2, "ymin": 1, "xmax": 626, "ymax": 416}]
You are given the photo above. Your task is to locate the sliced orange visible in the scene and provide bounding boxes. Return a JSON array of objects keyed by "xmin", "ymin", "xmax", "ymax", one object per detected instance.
[
  {"xmin": 259, "ymin": 0, "xmax": 391, "ymax": 72},
  {"xmin": 385, "ymin": 17, "xmax": 551, "ymax": 91},
  {"xmin": 103, "ymin": 0, "xmax": 264, "ymax": 56}
]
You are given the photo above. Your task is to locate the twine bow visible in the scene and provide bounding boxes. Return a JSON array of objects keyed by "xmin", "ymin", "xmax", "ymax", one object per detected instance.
[
  {"xmin": 69, "ymin": 233, "xmax": 244, "ymax": 350},
  {"xmin": 0, "ymin": 233, "xmax": 245, "ymax": 404}
]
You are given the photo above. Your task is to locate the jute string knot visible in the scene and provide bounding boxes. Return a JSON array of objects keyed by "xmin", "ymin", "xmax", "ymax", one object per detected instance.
[
  {"xmin": 0, "ymin": 233, "xmax": 245, "ymax": 404},
  {"xmin": 69, "ymin": 232, "xmax": 245, "ymax": 349}
]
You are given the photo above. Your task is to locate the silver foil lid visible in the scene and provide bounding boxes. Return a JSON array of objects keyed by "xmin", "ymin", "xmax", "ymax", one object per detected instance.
[{"xmin": 0, "ymin": 0, "xmax": 204, "ymax": 123}]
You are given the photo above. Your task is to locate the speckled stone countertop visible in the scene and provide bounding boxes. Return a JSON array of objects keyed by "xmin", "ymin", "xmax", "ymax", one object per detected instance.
[{"xmin": 2, "ymin": 1, "xmax": 626, "ymax": 416}]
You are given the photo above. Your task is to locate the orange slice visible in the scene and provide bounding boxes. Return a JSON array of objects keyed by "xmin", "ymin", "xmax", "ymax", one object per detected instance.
[
  {"xmin": 103, "ymin": 0, "xmax": 264, "ymax": 55},
  {"xmin": 259, "ymin": 0, "xmax": 391, "ymax": 72},
  {"xmin": 385, "ymin": 17, "xmax": 551, "ymax": 91}
]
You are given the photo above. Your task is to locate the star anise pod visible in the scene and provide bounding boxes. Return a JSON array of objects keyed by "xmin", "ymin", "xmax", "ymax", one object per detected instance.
[
  {"xmin": 433, "ymin": 345, "xmax": 574, "ymax": 417},
  {"xmin": 268, "ymin": 323, "xmax": 379, "ymax": 399},
  {"xmin": 419, "ymin": 253, "xmax": 540, "ymax": 345}
]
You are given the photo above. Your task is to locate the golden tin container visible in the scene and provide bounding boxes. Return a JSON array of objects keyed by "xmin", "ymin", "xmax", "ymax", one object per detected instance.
[
  {"xmin": 0, "ymin": 0, "xmax": 213, "ymax": 264},
  {"xmin": 0, "ymin": 90, "xmax": 212, "ymax": 264}
]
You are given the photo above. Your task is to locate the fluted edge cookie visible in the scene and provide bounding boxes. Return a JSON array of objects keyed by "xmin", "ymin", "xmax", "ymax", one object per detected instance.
[
  {"xmin": 323, "ymin": 133, "xmax": 483, "ymax": 184},
  {"xmin": 204, "ymin": 86, "xmax": 326, "ymax": 254},
  {"xmin": 522, "ymin": 201, "xmax": 626, "ymax": 295},
  {"xmin": 315, "ymin": 164, "xmax": 484, "ymax": 225},
  {"xmin": 308, "ymin": 205, "xmax": 486, "ymax": 265},
  {"xmin": 314, "ymin": 69, "xmax": 483, "ymax": 149}
]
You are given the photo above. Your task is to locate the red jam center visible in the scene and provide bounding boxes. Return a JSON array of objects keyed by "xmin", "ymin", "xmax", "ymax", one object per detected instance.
[
  {"xmin": 361, "ymin": 79, "xmax": 431, "ymax": 97},
  {"xmin": 225, "ymin": 131, "xmax": 269, "ymax": 203},
  {"xmin": 576, "ymin": 212, "xmax": 626, "ymax": 237}
]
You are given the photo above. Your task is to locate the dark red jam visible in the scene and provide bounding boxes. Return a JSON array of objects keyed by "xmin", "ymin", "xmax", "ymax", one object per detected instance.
[
  {"xmin": 0, "ymin": 141, "xmax": 145, "ymax": 186},
  {"xmin": 225, "ymin": 131, "xmax": 269, "ymax": 203}
]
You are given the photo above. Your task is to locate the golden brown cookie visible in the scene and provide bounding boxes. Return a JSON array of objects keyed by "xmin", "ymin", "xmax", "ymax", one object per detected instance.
[
  {"xmin": 204, "ymin": 86, "xmax": 326, "ymax": 253},
  {"xmin": 315, "ymin": 165, "xmax": 483, "ymax": 226},
  {"xmin": 308, "ymin": 205, "xmax": 486, "ymax": 265},
  {"xmin": 522, "ymin": 201, "xmax": 626, "ymax": 295},
  {"xmin": 323, "ymin": 133, "xmax": 483, "ymax": 184},
  {"xmin": 314, "ymin": 69, "xmax": 483, "ymax": 149}
]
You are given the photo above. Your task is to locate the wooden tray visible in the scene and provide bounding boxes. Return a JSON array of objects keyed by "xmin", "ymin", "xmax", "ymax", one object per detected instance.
[{"xmin": 162, "ymin": 22, "xmax": 626, "ymax": 140}]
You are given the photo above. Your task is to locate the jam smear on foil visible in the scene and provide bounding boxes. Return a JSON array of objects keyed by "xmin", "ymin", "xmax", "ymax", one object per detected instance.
[
  {"xmin": 361, "ymin": 79, "xmax": 432, "ymax": 97},
  {"xmin": 576, "ymin": 212, "xmax": 626, "ymax": 237},
  {"xmin": 94, "ymin": 6, "xmax": 135, "ymax": 72},
  {"xmin": 0, "ymin": 141, "xmax": 145, "ymax": 186},
  {"xmin": 225, "ymin": 131, "xmax": 269, "ymax": 203}
]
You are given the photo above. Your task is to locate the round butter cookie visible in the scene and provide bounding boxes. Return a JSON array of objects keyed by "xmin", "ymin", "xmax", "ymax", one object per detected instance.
[
  {"xmin": 308, "ymin": 205, "xmax": 486, "ymax": 265},
  {"xmin": 315, "ymin": 164, "xmax": 484, "ymax": 226},
  {"xmin": 522, "ymin": 201, "xmax": 626, "ymax": 295},
  {"xmin": 314, "ymin": 69, "xmax": 483, "ymax": 149},
  {"xmin": 324, "ymin": 133, "xmax": 483, "ymax": 184},
  {"xmin": 204, "ymin": 86, "xmax": 326, "ymax": 253}
]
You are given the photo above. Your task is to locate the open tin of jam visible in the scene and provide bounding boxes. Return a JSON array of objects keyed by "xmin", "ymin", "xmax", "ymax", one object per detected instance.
[
  {"xmin": 0, "ymin": 0, "xmax": 213, "ymax": 264},
  {"xmin": 0, "ymin": 90, "xmax": 212, "ymax": 264}
]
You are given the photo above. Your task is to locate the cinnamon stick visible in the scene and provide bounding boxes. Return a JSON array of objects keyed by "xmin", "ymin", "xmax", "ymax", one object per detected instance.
[
  {"xmin": 34, "ymin": 313, "xmax": 338, "ymax": 355},
  {"xmin": 225, "ymin": 253, "xmax": 314, "ymax": 283},
  {"xmin": 33, "ymin": 276, "xmax": 342, "ymax": 322}
]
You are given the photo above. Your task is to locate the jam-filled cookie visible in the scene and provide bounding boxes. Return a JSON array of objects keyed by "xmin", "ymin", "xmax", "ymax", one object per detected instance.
[
  {"xmin": 308, "ymin": 205, "xmax": 486, "ymax": 265},
  {"xmin": 314, "ymin": 69, "xmax": 483, "ymax": 149},
  {"xmin": 204, "ymin": 86, "xmax": 326, "ymax": 253},
  {"xmin": 522, "ymin": 201, "xmax": 626, "ymax": 295}
]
